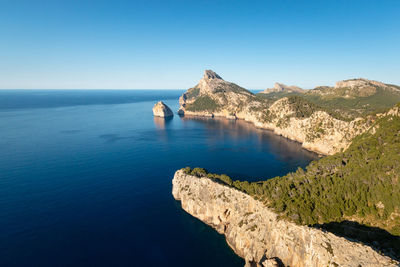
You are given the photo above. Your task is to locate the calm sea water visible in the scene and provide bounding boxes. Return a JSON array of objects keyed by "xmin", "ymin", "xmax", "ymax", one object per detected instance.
[{"xmin": 0, "ymin": 90, "xmax": 318, "ymax": 267}]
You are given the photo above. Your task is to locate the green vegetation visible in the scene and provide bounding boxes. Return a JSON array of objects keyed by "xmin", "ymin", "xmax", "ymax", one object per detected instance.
[
  {"xmin": 286, "ymin": 96, "xmax": 321, "ymax": 118},
  {"xmin": 185, "ymin": 87, "xmax": 200, "ymax": 99},
  {"xmin": 255, "ymin": 94, "xmax": 353, "ymax": 121},
  {"xmin": 285, "ymin": 96, "xmax": 351, "ymax": 121},
  {"xmin": 302, "ymin": 88, "xmax": 400, "ymax": 119},
  {"xmin": 214, "ymin": 83, "xmax": 253, "ymax": 95},
  {"xmin": 183, "ymin": 167, "xmax": 233, "ymax": 186},
  {"xmin": 182, "ymin": 113, "xmax": 400, "ymax": 237},
  {"xmin": 256, "ymin": 91, "xmax": 302, "ymax": 103},
  {"xmin": 256, "ymin": 86, "xmax": 400, "ymax": 121},
  {"xmin": 185, "ymin": 95, "xmax": 220, "ymax": 112}
]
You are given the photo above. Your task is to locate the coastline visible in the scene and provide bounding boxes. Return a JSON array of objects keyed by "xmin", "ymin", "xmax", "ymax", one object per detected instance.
[{"xmin": 172, "ymin": 170, "xmax": 399, "ymax": 267}]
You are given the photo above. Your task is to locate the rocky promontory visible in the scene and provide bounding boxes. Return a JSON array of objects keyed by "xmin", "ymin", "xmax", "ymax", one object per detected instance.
[
  {"xmin": 152, "ymin": 101, "xmax": 173, "ymax": 117},
  {"xmin": 172, "ymin": 170, "xmax": 398, "ymax": 267},
  {"xmin": 178, "ymin": 70, "xmax": 378, "ymax": 155}
]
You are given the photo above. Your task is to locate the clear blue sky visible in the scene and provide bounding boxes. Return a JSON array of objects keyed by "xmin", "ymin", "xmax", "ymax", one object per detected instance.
[{"xmin": 1, "ymin": 0, "xmax": 399, "ymax": 89}]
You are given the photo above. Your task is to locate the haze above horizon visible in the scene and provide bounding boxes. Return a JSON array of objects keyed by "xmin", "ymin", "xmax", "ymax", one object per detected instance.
[{"xmin": 1, "ymin": 0, "xmax": 399, "ymax": 89}]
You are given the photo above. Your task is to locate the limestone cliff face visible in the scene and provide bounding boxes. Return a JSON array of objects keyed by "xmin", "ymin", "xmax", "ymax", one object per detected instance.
[
  {"xmin": 152, "ymin": 101, "xmax": 173, "ymax": 117},
  {"xmin": 172, "ymin": 170, "xmax": 398, "ymax": 267},
  {"xmin": 178, "ymin": 71, "xmax": 373, "ymax": 155},
  {"xmin": 242, "ymin": 97, "xmax": 374, "ymax": 155}
]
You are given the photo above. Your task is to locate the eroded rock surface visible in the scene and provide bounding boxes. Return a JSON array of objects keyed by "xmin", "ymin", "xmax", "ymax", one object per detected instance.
[{"xmin": 172, "ymin": 170, "xmax": 398, "ymax": 267}]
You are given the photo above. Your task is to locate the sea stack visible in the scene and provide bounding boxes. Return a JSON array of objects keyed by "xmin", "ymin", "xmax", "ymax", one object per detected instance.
[{"xmin": 152, "ymin": 101, "xmax": 173, "ymax": 118}]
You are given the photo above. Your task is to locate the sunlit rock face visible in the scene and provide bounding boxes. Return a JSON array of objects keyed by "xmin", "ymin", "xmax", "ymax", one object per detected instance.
[
  {"xmin": 172, "ymin": 170, "xmax": 398, "ymax": 267},
  {"xmin": 152, "ymin": 101, "xmax": 173, "ymax": 118}
]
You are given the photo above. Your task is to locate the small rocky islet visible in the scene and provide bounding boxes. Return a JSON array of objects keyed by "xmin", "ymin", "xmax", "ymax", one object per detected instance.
[
  {"xmin": 152, "ymin": 101, "xmax": 173, "ymax": 118},
  {"xmin": 169, "ymin": 70, "xmax": 400, "ymax": 267}
]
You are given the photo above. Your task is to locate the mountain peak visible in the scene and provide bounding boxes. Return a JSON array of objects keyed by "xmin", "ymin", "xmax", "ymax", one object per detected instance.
[{"xmin": 204, "ymin": 70, "xmax": 223, "ymax": 80}]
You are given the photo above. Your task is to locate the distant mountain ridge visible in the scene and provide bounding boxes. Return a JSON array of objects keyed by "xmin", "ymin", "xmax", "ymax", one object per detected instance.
[
  {"xmin": 261, "ymin": 82, "xmax": 304, "ymax": 94},
  {"xmin": 310, "ymin": 78, "xmax": 400, "ymax": 98}
]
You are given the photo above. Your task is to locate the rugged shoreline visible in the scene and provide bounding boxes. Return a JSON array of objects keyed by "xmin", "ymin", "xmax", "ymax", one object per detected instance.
[{"xmin": 172, "ymin": 170, "xmax": 399, "ymax": 267}]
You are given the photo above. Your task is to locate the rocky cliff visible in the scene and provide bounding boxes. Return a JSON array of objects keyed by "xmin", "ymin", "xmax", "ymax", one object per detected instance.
[
  {"xmin": 178, "ymin": 70, "xmax": 375, "ymax": 155},
  {"xmin": 172, "ymin": 170, "xmax": 398, "ymax": 267}
]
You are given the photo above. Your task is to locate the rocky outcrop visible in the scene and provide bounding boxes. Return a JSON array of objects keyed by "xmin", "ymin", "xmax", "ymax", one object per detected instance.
[
  {"xmin": 152, "ymin": 101, "xmax": 173, "ymax": 117},
  {"xmin": 261, "ymin": 83, "xmax": 304, "ymax": 94},
  {"xmin": 178, "ymin": 70, "xmax": 375, "ymax": 155},
  {"xmin": 178, "ymin": 70, "xmax": 253, "ymax": 117},
  {"xmin": 172, "ymin": 170, "xmax": 399, "ymax": 267}
]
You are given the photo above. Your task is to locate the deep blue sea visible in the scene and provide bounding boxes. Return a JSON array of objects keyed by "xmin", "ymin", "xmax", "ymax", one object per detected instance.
[{"xmin": 0, "ymin": 90, "xmax": 318, "ymax": 267}]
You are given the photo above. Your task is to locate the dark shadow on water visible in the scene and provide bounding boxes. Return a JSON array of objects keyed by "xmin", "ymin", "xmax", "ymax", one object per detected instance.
[
  {"xmin": 312, "ymin": 221, "xmax": 400, "ymax": 261},
  {"xmin": 173, "ymin": 199, "xmax": 245, "ymax": 266}
]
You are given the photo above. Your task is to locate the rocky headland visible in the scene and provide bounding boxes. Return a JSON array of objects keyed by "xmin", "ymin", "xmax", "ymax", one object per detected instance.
[
  {"xmin": 172, "ymin": 170, "xmax": 399, "ymax": 267},
  {"xmin": 173, "ymin": 71, "xmax": 400, "ymax": 266},
  {"xmin": 177, "ymin": 70, "xmax": 387, "ymax": 155}
]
